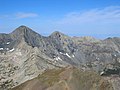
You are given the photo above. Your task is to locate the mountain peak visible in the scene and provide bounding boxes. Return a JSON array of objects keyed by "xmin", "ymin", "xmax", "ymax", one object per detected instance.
[
  {"xmin": 50, "ymin": 31, "xmax": 68, "ymax": 38},
  {"xmin": 15, "ymin": 25, "xmax": 32, "ymax": 32},
  {"xmin": 52, "ymin": 31, "xmax": 64, "ymax": 35},
  {"xmin": 18, "ymin": 25, "xmax": 27, "ymax": 28},
  {"xmin": 10, "ymin": 25, "xmax": 33, "ymax": 38},
  {"xmin": 11, "ymin": 25, "xmax": 32, "ymax": 35},
  {"xmin": 10, "ymin": 26, "xmax": 43, "ymax": 47}
]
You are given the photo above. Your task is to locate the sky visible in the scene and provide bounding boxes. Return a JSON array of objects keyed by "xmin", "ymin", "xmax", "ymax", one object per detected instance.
[{"xmin": 0, "ymin": 0, "xmax": 120, "ymax": 38}]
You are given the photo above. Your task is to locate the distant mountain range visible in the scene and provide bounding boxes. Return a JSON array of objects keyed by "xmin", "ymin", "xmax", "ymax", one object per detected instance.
[{"xmin": 0, "ymin": 26, "xmax": 120, "ymax": 90}]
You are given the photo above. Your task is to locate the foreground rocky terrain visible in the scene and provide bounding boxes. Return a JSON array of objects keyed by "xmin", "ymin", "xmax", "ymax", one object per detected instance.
[
  {"xmin": 0, "ymin": 26, "xmax": 120, "ymax": 90},
  {"xmin": 12, "ymin": 66, "xmax": 113, "ymax": 90}
]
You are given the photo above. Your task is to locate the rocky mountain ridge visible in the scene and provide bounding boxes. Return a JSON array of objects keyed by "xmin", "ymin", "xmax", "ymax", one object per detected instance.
[{"xmin": 0, "ymin": 26, "xmax": 120, "ymax": 90}]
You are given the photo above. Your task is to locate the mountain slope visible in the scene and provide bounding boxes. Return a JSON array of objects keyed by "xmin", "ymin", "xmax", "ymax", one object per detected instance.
[{"xmin": 11, "ymin": 66, "xmax": 113, "ymax": 90}]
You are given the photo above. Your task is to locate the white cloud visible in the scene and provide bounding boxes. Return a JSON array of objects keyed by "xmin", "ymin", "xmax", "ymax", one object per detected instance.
[
  {"xmin": 15, "ymin": 12, "xmax": 38, "ymax": 19},
  {"xmin": 56, "ymin": 6, "xmax": 120, "ymax": 25},
  {"xmin": 0, "ymin": 12, "xmax": 38, "ymax": 19}
]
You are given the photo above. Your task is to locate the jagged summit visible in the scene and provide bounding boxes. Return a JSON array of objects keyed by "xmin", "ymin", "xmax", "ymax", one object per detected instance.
[
  {"xmin": 10, "ymin": 25, "xmax": 41, "ymax": 39},
  {"xmin": 16, "ymin": 25, "xmax": 32, "ymax": 30},
  {"xmin": 50, "ymin": 31, "xmax": 71, "ymax": 40},
  {"xmin": 17, "ymin": 25, "xmax": 30, "ymax": 29},
  {"xmin": 10, "ymin": 25, "xmax": 32, "ymax": 35},
  {"xmin": 18, "ymin": 25, "xmax": 29, "ymax": 28},
  {"xmin": 50, "ymin": 31, "xmax": 65, "ymax": 37}
]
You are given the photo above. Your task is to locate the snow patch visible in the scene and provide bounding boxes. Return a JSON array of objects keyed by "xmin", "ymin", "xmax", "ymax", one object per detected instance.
[
  {"xmin": 6, "ymin": 48, "xmax": 9, "ymax": 50},
  {"xmin": 6, "ymin": 42, "xmax": 10, "ymax": 44},
  {"xmin": 0, "ymin": 48, "xmax": 3, "ymax": 50},
  {"xmin": 72, "ymin": 54, "xmax": 75, "ymax": 57},
  {"xmin": 59, "ymin": 52, "xmax": 71, "ymax": 58},
  {"xmin": 100, "ymin": 71, "xmax": 104, "ymax": 75},
  {"xmin": 65, "ymin": 53, "xmax": 71, "ymax": 58},
  {"xmin": 9, "ymin": 48, "xmax": 15, "ymax": 52},
  {"xmin": 59, "ymin": 52, "xmax": 64, "ymax": 54},
  {"xmin": 58, "ymin": 57, "xmax": 62, "ymax": 61},
  {"xmin": 54, "ymin": 57, "xmax": 62, "ymax": 61}
]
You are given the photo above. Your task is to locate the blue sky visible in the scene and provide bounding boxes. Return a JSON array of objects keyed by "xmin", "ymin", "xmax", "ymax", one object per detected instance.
[{"xmin": 0, "ymin": 0, "xmax": 120, "ymax": 38}]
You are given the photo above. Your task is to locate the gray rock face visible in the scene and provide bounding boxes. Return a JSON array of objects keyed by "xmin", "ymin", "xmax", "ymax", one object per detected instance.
[{"xmin": 0, "ymin": 25, "xmax": 120, "ymax": 90}]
